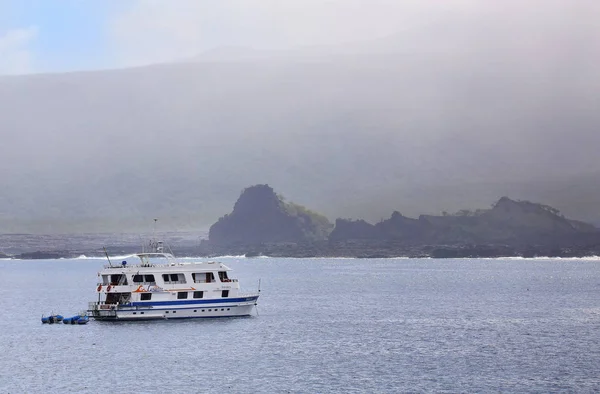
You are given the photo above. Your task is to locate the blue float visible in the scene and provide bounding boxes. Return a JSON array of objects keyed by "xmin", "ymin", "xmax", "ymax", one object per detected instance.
[
  {"xmin": 41, "ymin": 314, "xmax": 64, "ymax": 324},
  {"xmin": 63, "ymin": 314, "xmax": 89, "ymax": 325}
]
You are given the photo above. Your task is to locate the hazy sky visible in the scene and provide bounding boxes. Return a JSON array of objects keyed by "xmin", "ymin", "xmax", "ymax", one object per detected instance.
[
  {"xmin": 0, "ymin": 0, "xmax": 497, "ymax": 75},
  {"xmin": 0, "ymin": 0, "xmax": 599, "ymax": 232}
]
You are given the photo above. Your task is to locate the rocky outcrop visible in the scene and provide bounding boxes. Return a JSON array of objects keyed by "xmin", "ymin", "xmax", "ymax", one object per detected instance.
[
  {"xmin": 330, "ymin": 211, "xmax": 429, "ymax": 241},
  {"xmin": 203, "ymin": 190, "xmax": 600, "ymax": 257},
  {"xmin": 329, "ymin": 218, "xmax": 379, "ymax": 240},
  {"xmin": 329, "ymin": 197, "xmax": 598, "ymax": 246},
  {"xmin": 482, "ymin": 197, "xmax": 577, "ymax": 234},
  {"xmin": 208, "ymin": 184, "xmax": 333, "ymax": 245}
]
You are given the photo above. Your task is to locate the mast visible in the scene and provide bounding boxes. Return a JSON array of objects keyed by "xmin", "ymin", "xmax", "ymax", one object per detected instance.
[{"xmin": 103, "ymin": 247, "xmax": 113, "ymax": 267}]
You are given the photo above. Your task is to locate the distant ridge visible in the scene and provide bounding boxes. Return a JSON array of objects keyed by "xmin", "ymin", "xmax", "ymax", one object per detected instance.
[
  {"xmin": 203, "ymin": 185, "xmax": 599, "ymax": 258},
  {"xmin": 331, "ymin": 196, "xmax": 597, "ymax": 245}
]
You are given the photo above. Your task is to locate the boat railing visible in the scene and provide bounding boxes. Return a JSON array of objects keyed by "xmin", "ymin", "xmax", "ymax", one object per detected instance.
[
  {"xmin": 103, "ymin": 263, "xmax": 153, "ymax": 269},
  {"xmin": 237, "ymin": 291, "xmax": 260, "ymax": 298},
  {"xmin": 89, "ymin": 301, "xmax": 116, "ymax": 310},
  {"xmin": 133, "ymin": 281, "xmax": 157, "ymax": 286},
  {"xmin": 89, "ymin": 301, "xmax": 136, "ymax": 310}
]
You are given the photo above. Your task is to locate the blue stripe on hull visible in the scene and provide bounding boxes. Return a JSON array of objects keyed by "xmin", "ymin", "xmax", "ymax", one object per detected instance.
[
  {"xmin": 118, "ymin": 305, "xmax": 251, "ymax": 312},
  {"xmin": 131, "ymin": 296, "xmax": 258, "ymax": 307},
  {"xmin": 94, "ymin": 314, "xmax": 252, "ymax": 322}
]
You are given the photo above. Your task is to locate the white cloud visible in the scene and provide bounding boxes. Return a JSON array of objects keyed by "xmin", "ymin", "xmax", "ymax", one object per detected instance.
[
  {"xmin": 107, "ymin": 0, "xmax": 468, "ymax": 67},
  {"xmin": 0, "ymin": 26, "xmax": 38, "ymax": 75}
]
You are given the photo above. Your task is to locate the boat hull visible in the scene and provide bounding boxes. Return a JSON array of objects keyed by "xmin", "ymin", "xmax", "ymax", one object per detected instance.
[{"xmin": 88, "ymin": 297, "xmax": 258, "ymax": 321}]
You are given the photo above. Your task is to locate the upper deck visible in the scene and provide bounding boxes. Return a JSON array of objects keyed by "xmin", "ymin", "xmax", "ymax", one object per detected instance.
[{"xmin": 100, "ymin": 252, "xmax": 232, "ymax": 274}]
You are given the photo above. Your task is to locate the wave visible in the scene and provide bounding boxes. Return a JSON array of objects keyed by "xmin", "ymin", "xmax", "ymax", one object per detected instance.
[
  {"xmin": 68, "ymin": 254, "xmax": 259, "ymax": 261},
  {"xmin": 497, "ymin": 255, "xmax": 600, "ymax": 261},
  {"xmin": 71, "ymin": 254, "xmax": 136, "ymax": 261},
  {"xmin": 211, "ymin": 255, "xmax": 250, "ymax": 259}
]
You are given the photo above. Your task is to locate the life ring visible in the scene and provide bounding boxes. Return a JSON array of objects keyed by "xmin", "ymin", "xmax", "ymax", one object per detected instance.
[
  {"xmin": 107, "ymin": 285, "xmax": 112, "ymax": 292},
  {"xmin": 97, "ymin": 284, "xmax": 102, "ymax": 292}
]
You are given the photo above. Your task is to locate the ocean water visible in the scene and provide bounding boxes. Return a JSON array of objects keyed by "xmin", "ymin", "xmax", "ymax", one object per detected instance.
[{"xmin": 0, "ymin": 256, "xmax": 599, "ymax": 393}]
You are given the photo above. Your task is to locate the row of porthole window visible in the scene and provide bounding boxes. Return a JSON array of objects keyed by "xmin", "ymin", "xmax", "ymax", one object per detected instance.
[
  {"xmin": 131, "ymin": 308, "xmax": 231, "ymax": 315},
  {"xmin": 140, "ymin": 290, "xmax": 229, "ymax": 301}
]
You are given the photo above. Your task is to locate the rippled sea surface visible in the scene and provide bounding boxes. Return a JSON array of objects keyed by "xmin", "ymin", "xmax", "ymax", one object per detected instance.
[{"xmin": 1, "ymin": 257, "xmax": 599, "ymax": 393}]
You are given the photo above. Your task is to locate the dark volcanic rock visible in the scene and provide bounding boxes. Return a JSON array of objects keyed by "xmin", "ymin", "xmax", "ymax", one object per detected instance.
[
  {"xmin": 330, "ymin": 197, "xmax": 599, "ymax": 247},
  {"xmin": 330, "ymin": 211, "xmax": 430, "ymax": 241},
  {"xmin": 208, "ymin": 184, "xmax": 333, "ymax": 245},
  {"xmin": 199, "ymin": 191, "xmax": 600, "ymax": 258},
  {"xmin": 430, "ymin": 245, "xmax": 517, "ymax": 258},
  {"xmin": 329, "ymin": 218, "xmax": 379, "ymax": 240},
  {"xmin": 375, "ymin": 211, "xmax": 429, "ymax": 241},
  {"xmin": 481, "ymin": 197, "xmax": 581, "ymax": 237},
  {"xmin": 15, "ymin": 250, "xmax": 73, "ymax": 259}
]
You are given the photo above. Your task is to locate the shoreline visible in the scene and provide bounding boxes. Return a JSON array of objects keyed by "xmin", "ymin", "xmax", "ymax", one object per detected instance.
[{"xmin": 6, "ymin": 243, "xmax": 600, "ymax": 260}]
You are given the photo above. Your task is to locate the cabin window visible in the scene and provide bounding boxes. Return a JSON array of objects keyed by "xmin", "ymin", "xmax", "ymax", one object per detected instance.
[
  {"xmin": 133, "ymin": 274, "xmax": 155, "ymax": 284},
  {"xmin": 218, "ymin": 271, "xmax": 230, "ymax": 282},
  {"xmin": 101, "ymin": 275, "xmax": 110, "ymax": 285},
  {"xmin": 177, "ymin": 292, "xmax": 188, "ymax": 299},
  {"xmin": 162, "ymin": 273, "xmax": 186, "ymax": 284},
  {"xmin": 193, "ymin": 291, "xmax": 204, "ymax": 299},
  {"xmin": 192, "ymin": 272, "xmax": 215, "ymax": 283},
  {"xmin": 141, "ymin": 293, "xmax": 152, "ymax": 301},
  {"xmin": 222, "ymin": 290, "xmax": 229, "ymax": 298},
  {"xmin": 110, "ymin": 274, "xmax": 128, "ymax": 286}
]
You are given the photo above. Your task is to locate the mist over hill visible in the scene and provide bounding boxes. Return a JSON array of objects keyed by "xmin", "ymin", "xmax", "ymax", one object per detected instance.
[{"xmin": 1, "ymin": 1, "xmax": 599, "ymax": 233}]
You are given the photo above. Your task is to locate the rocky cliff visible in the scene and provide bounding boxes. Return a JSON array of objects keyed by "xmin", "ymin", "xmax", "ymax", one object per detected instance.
[
  {"xmin": 208, "ymin": 185, "xmax": 333, "ymax": 245},
  {"xmin": 329, "ymin": 211, "xmax": 428, "ymax": 241},
  {"xmin": 330, "ymin": 197, "xmax": 598, "ymax": 246},
  {"xmin": 204, "ymin": 189, "xmax": 599, "ymax": 257}
]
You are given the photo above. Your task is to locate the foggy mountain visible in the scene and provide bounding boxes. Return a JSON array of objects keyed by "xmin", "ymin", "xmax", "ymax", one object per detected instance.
[{"xmin": 1, "ymin": 1, "xmax": 599, "ymax": 233}]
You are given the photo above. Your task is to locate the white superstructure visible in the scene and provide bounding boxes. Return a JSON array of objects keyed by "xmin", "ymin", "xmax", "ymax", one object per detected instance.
[{"xmin": 88, "ymin": 251, "xmax": 259, "ymax": 321}]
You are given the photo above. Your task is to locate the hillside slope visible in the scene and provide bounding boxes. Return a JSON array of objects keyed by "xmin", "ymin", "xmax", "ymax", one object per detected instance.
[{"xmin": 0, "ymin": 5, "xmax": 599, "ymax": 232}]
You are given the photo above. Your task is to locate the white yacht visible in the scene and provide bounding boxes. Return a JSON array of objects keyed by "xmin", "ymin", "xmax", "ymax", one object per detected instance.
[{"xmin": 88, "ymin": 243, "xmax": 259, "ymax": 321}]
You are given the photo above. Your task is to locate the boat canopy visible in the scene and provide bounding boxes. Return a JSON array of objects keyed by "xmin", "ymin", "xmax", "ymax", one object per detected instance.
[{"xmin": 104, "ymin": 252, "xmax": 176, "ymax": 268}]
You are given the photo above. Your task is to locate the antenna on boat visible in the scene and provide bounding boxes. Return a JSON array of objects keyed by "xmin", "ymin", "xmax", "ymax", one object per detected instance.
[
  {"xmin": 254, "ymin": 279, "xmax": 261, "ymax": 316},
  {"xmin": 103, "ymin": 247, "xmax": 113, "ymax": 268}
]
